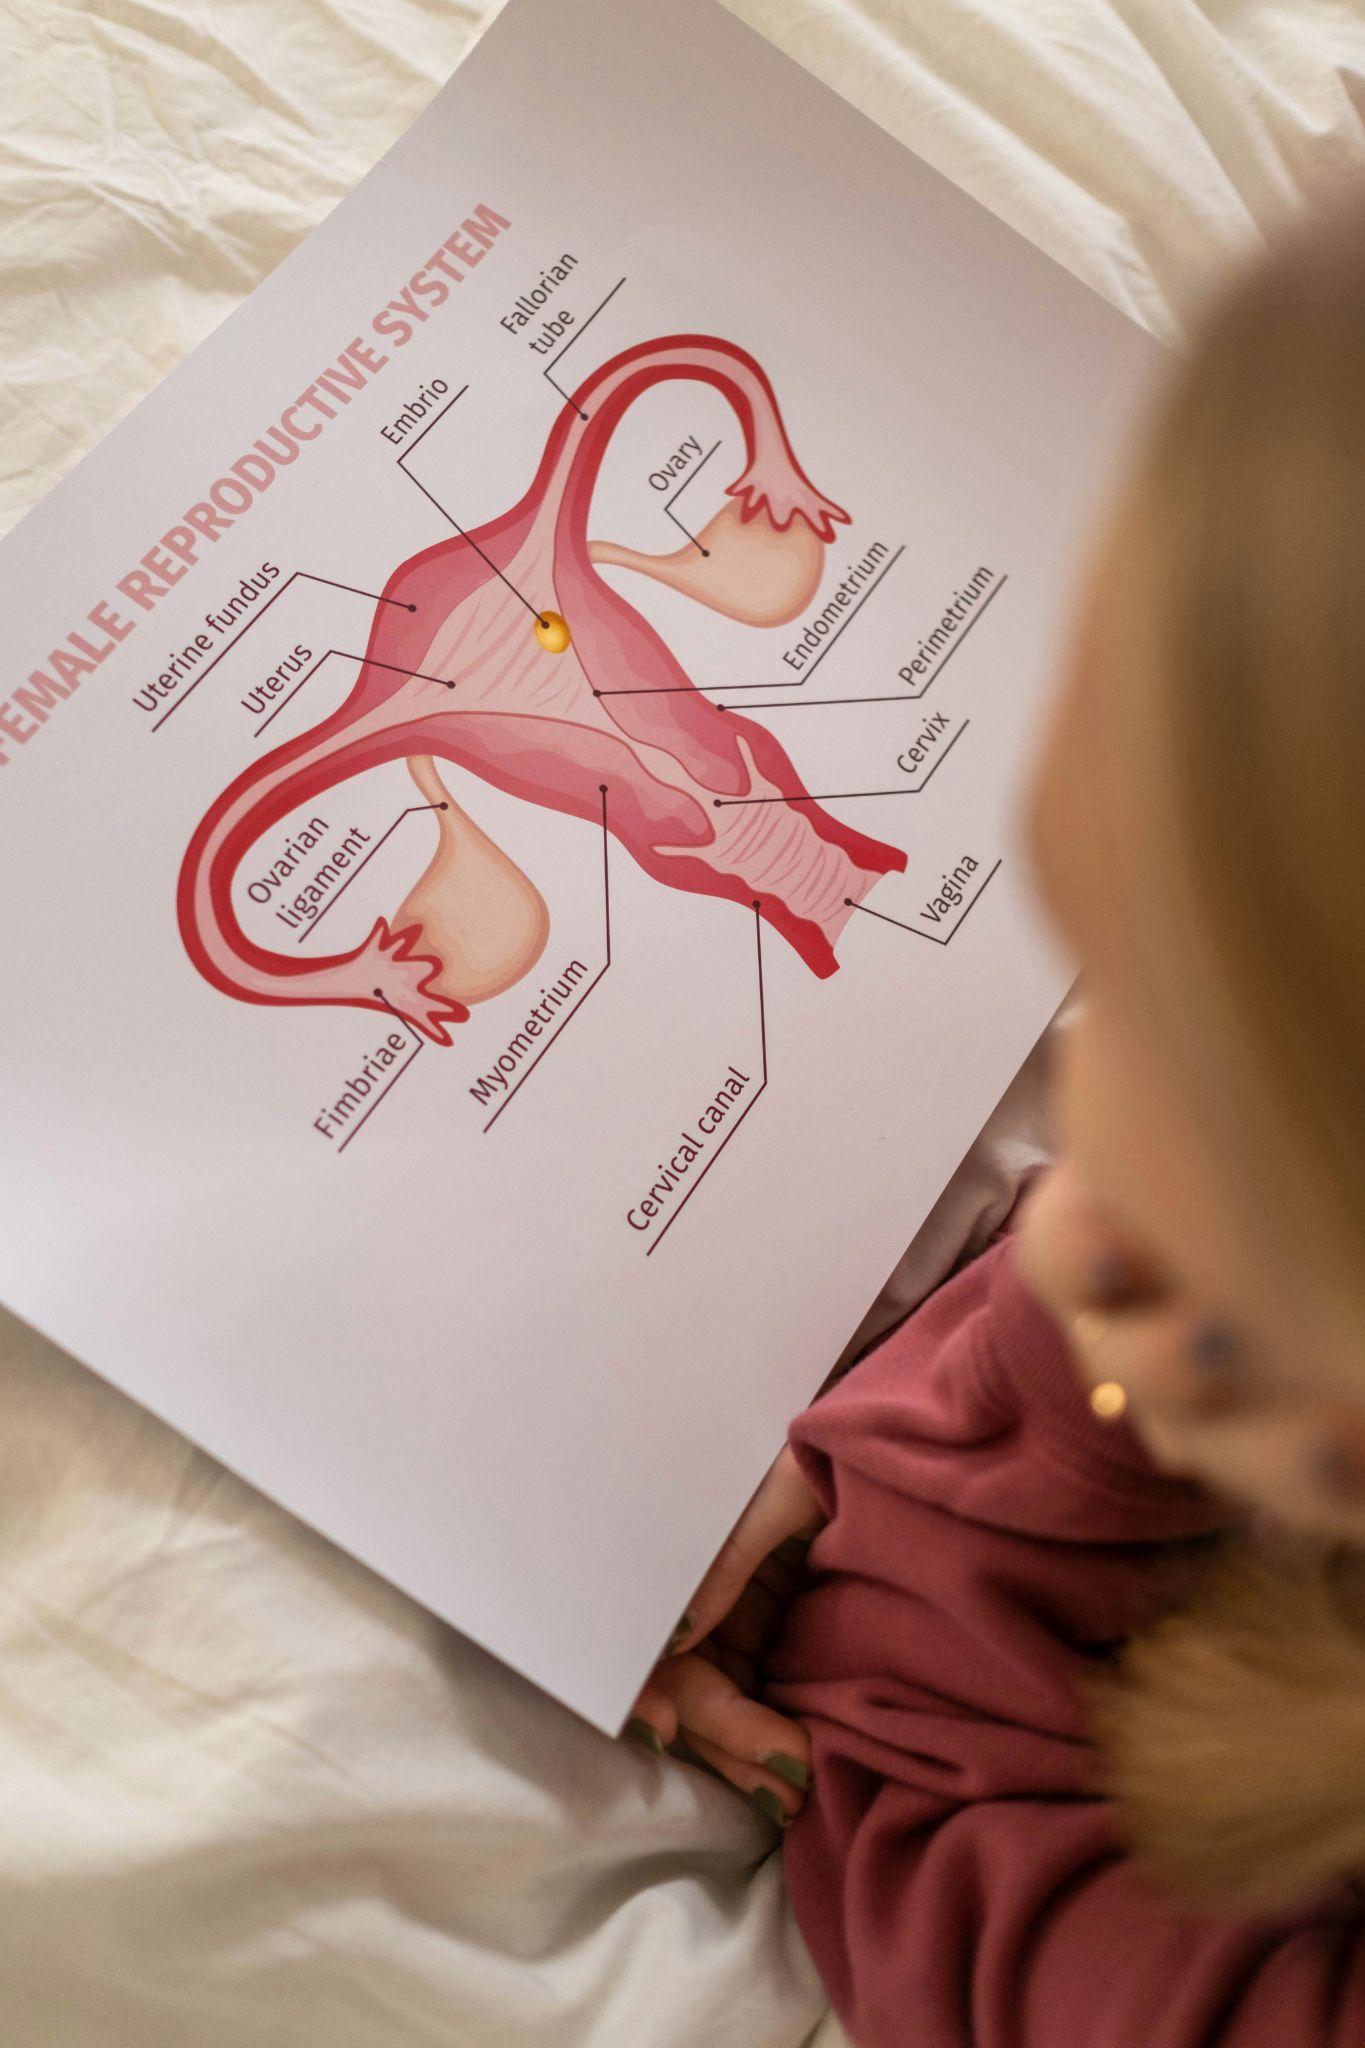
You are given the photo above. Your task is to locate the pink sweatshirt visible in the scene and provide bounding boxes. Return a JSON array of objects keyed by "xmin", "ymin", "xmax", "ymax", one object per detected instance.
[{"xmin": 768, "ymin": 1231, "xmax": 1365, "ymax": 2046}]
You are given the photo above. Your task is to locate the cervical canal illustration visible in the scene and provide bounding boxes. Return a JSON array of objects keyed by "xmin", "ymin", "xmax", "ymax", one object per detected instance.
[{"xmin": 176, "ymin": 335, "xmax": 907, "ymax": 1044}]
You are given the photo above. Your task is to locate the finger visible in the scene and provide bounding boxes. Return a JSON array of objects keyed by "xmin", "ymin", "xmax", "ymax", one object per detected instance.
[
  {"xmin": 752, "ymin": 1533, "xmax": 815, "ymax": 1602},
  {"xmin": 707, "ymin": 1640, "xmax": 758, "ymax": 1693},
  {"xmin": 711, "ymin": 1574, "xmax": 785, "ymax": 1661},
  {"xmin": 671, "ymin": 1446, "xmax": 821, "ymax": 1656},
  {"xmin": 626, "ymin": 1641, "xmax": 759, "ymax": 1746},
  {"xmin": 664, "ymin": 1643, "xmax": 811, "ymax": 1785},
  {"xmin": 627, "ymin": 1668, "xmax": 682, "ymax": 1749},
  {"xmin": 714, "ymin": 1548, "xmax": 811, "ymax": 1661},
  {"xmin": 683, "ymin": 1726, "xmax": 807, "ymax": 1820}
]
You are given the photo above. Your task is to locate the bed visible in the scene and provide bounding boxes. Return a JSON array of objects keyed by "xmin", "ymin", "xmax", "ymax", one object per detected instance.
[{"xmin": 1, "ymin": 2, "xmax": 1362, "ymax": 2041}]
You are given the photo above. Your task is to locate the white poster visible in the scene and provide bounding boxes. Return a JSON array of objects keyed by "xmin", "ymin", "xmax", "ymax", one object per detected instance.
[{"xmin": 0, "ymin": 0, "xmax": 1163, "ymax": 1729}]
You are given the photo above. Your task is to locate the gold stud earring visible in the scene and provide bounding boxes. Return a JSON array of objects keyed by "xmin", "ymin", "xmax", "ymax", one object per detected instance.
[{"xmin": 1089, "ymin": 1380, "xmax": 1129, "ymax": 1423}]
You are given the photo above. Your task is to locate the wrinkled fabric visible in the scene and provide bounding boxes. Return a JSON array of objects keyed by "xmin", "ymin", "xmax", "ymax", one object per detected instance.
[
  {"xmin": 3, "ymin": 0, "xmax": 1364, "ymax": 540},
  {"xmin": 0, "ymin": 0, "xmax": 1362, "ymax": 2042},
  {"xmin": 0, "ymin": 1305, "xmax": 834, "ymax": 2047}
]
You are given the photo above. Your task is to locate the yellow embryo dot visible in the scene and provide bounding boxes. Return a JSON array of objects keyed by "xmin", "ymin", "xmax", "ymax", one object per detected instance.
[{"xmin": 535, "ymin": 610, "xmax": 571, "ymax": 654}]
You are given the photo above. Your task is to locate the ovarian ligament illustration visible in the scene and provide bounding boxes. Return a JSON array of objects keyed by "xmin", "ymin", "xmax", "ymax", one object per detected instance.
[{"xmin": 177, "ymin": 336, "xmax": 906, "ymax": 1044}]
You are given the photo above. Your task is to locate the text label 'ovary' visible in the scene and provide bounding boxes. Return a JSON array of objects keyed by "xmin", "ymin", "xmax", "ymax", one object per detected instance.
[{"xmin": 649, "ymin": 436, "xmax": 703, "ymax": 491}]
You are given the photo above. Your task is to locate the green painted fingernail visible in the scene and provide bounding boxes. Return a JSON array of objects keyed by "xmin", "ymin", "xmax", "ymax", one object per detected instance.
[
  {"xmin": 763, "ymin": 1752, "xmax": 809, "ymax": 1790},
  {"xmin": 625, "ymin": 1716, "xmax": 665, "ymax": 1757},
  {"xmin": 665, "ymin": 1612, "xmax": 694, "ymax": 1655},
  {"xmin": 751, "ymin": 1785, "xmax": 789, "ymax": 1828}
]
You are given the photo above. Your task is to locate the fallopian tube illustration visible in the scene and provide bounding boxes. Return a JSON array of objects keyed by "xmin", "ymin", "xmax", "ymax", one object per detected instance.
[{"xmin": 177, "ymin": 335, "xmax": 906, "ymax": 1043}]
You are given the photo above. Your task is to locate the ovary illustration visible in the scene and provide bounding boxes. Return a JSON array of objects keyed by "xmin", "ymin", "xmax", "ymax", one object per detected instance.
[
  {"xmin": 394, "ymin": 758, "xmax": 550, "ymax": 1008},
  {"xmin": 177, "ymin": 334, "xmax": 906, "ymax": 1044},
  {"xmin": 588, "ymin": 496, "xmax": 828, "ymax": 626}
]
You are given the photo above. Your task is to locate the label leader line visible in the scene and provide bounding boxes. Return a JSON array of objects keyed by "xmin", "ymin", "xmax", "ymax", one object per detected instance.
[
  {"xmin": 645, "ymin": 902, "xmax": 768, "ymax": 1258},
  {"xmin": 594, "ymin": 543, "xmax": 908, "ymax": 698},
  {"xmin": 334, "ymin": 996, "xmax": 426, "ymax": 1153},
  {"xmin": 296, "ymin": 803, "xmax": 448, "ymax": 945},
  {"xmin": 720, "ymin": 572, "xmax": 1008, "ymax": 710},
  {"xmin": 254, "ymin": 649, "xmax": 459, "ymax": 739},
  {"xmin": 479, "ymin": 785, "xmax": 614, "ymax": 1133},
  {"xmin": 150, "ymin": 570, "xmax": 416, "ymax": 732},
  {"xmin": 712, "ymin": 721, "xmax": 970, "ymax": 807},
  {"xmin": 395, "ymin": 381, "xmax": 555, "ymax": 630},
  {"xmin": 845, "ymin": 857, "xmax": 1004, "ymax": 946},
  {"xmin": 662, "ymin": 439, "xmax": 721, "ymax": 556},
  {"xmin": 540, "ymin": 275, "xmax": 628, "ymax": 420}
]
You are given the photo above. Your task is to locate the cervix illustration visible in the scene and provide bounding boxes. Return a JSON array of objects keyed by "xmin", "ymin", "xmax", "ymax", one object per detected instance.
[{"xmin": 177, "ymin": 335, "xmax": 906, "ymax": 1043}]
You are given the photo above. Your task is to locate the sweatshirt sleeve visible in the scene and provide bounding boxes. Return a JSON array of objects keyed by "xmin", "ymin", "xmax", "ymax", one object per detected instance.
[{"xmin": 767, "ymin": 1234, "xmax": 1365, "ymax": 2048}]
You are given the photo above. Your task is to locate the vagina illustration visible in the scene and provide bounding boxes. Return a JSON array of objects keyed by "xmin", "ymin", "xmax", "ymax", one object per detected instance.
[{"xmin": 176, "ymin": 335, "xmax": 906, "ymax": 1043}]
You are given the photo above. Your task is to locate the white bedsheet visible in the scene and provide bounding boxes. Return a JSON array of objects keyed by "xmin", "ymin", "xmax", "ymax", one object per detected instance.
[{"xmin": 1, "ymin": 3, "xmax": 1362, "ymax": 2043}]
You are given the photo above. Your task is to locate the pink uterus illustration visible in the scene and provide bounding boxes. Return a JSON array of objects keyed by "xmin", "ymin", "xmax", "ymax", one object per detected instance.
[{"xmin": 177, "ymin": 335, "xmax": 906, "ymax": 1044}]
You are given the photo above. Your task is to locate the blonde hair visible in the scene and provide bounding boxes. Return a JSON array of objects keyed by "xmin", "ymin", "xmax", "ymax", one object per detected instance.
[{"xmin": 1090, "ymin": 181, "xmax": 1365, "ymax": 1912}]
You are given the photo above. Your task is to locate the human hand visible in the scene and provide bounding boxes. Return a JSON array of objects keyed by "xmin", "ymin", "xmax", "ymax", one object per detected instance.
[{"xmin": 625, "ymin": 1445, "xmax": 824, "ymax": 1825}]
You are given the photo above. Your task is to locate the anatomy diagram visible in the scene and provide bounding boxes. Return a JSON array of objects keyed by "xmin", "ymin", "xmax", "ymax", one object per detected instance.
[{"xmin": 177, "ymin": 335, "xmax": 906, "ymax": 1043}]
